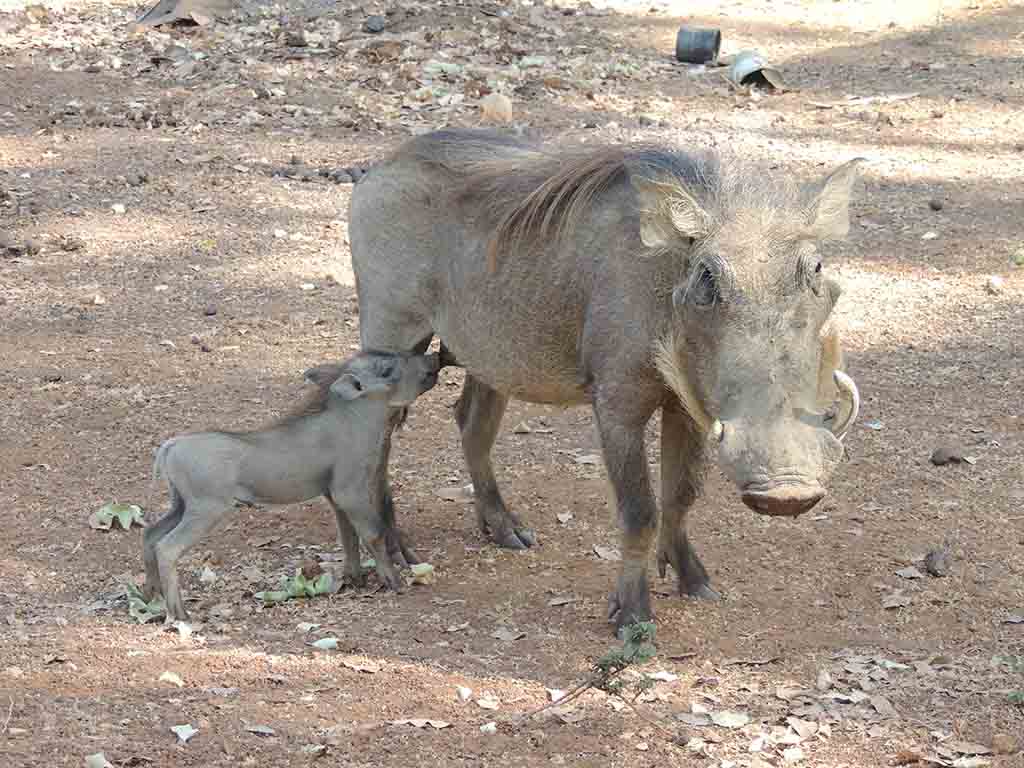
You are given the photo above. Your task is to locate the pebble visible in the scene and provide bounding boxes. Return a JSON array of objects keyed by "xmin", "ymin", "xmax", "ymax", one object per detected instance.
[
  {"xmin": 924, "ymin": 547, "xmax": 952, "ymax": 577},
  {"xmin": 363, "ymin": 14, "xmax": 387, "ymax": 33},
  {"xmin": 930, "ymin": 444, "xmax": 965, "ymax": 466},
  {"xmin": 985, "ymin": 275, "xmax": 1004, "ymax": 295},
  {"xmin": 285, "ymin": 29, "xmax": 309, "ymax": 47},
  {"xmin": 928, "ymin": 198, "xmax": 943, "ymax": 211},
  {"xmin": 23, "ymin": 238, "xmax": 40, "ymax": 255},
  {"xmin": 203, "ymin": 305, "xmax": 217, "ymax": 316},
  {"xmin": 480, "ymin": 722, "xmax": 498, "ymax": 735},
  {"xmin": 991, "ymin": 733, "xmax": 1019, "ymax": 755}
]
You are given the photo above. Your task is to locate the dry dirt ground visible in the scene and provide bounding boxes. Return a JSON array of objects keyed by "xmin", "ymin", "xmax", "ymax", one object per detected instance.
[{"xmin": 1, "ymin": 0, "xmax": 1023, "ymax": 765}]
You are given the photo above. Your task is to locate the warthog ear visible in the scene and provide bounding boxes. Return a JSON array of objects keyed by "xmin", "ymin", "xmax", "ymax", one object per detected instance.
[
  {"xmin": 633, "ymin": 176, "xmax": 711, "ymax": 248},
  {"xmin": 806, "ymin": 158, "xmax": 866, "ymax": 241},
  {"xmin": 304, "ymin": 362, "xmax": 345, "ymax": 386}
]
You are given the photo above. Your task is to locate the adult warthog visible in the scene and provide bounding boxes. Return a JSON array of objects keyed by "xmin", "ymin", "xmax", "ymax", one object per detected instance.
[{"xmin": 349, "ymin": 129, "xmax": 862, "ymax": 632}]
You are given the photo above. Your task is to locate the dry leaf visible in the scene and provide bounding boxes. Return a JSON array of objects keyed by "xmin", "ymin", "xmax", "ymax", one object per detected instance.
[
  {"xmin": 816, "ymin": 668, "xmax": 834, "ymax": 691},
  {"xmin": 85, "ymin": 754, "xmax": 113, "ymax": 768},
  {"xmin": 783, "ymin": 746, "xmax": 805, "ymax": 764},
  {"xmin": 170, "ymin": 724, "xmax": 198, "ymax": 744},
  {"xmin": 491, "ymin": 627, "xmax": 525, "ymax": 642},
  {"xmin": 548, "ymin": 595, "xmax": 576, "ymax": 606},
  {"xmin": 723, "ymin": 656, "xmax": 780, "ymax": 667},
  {"xmin": 952, "ymin": 759, "xmax": 991, "ymax": 768},
  {"xmin": 476, "ymin": 697, "xmax": 500, "ymax": 710},
  {"xmin": 711, "ymin": 710, "xmax": 750, "ymax": 729},
  {"xmin": 882, "ymin": 591, "xmax": 913, "ymax": 609},
  {"xmin": 246, "ymin": 724, "xmax": 276, "ymax": 737},
  {"xmin": 159, "ymin": 671, "xmax": 184, "ymax": 688},
  {"xmin": 392, "ymin": 718, "xmax": 451, "ymax": 729},
  {"xmin": 896, "ymin": 566, "xmax": 924, "ymax": 580},
  {"xmin": 871, "ymin": 695, "xmax": 897, "ymax": 717},
  {"xmin": 948, "ymin": 742, "xmax": 992, "ymax": 756},
  {"xmin": 787, "ymin": 717, "xmax": 817, "ymax": 739},
  {"xmin": 342, "ymin": 657, "xmax": 380, "ymax": 674},
  {"xmin": 593, "ymin": 545, "xmax": 621, "ymax": 561},
  {"xmin": 648, "ymin": 670, "xmax": 679, "ymax": 682}
]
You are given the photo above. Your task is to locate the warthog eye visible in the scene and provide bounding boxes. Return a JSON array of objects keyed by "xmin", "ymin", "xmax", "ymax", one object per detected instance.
[
  {"xmin": 815, "ymin": 261, "xmax": 822, "ymax": 274},
  {"xmin": 690, "ymin": 266, "xmax": 717, "ymax": 307}
]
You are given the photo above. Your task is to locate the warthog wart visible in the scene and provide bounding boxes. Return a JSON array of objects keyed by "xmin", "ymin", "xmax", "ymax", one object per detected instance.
[
  {"xmin": 143, "ymin": 350, "xmax": 440, "ymax": 620},
  {"xmin": 349, "ymin": 129, "xmax": 862, "ymax": 633}
]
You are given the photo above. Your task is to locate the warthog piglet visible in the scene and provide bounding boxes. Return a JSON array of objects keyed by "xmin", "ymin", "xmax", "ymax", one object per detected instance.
[{"xmin": 143, "ymin": 350, "xmax": 441, "ymax": 620}]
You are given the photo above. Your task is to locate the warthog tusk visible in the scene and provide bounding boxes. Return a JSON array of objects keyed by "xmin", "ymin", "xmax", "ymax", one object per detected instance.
[
  {"xmin": 710, "ymin": 419, "xmax": 724, "ymax": 443},
  {"xmin": 830, "ymin": 370, "xmax": 859, "ymax": 441}
]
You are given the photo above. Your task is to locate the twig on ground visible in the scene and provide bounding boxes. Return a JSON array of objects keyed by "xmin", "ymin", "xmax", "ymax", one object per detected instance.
[{"xmin": 0, "ymin": 696, "xmax": 13, "ymax": 735}]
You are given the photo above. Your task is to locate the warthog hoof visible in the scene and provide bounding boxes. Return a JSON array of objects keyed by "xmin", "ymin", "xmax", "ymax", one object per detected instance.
[
  {"xmin": 607, "ymin": 573, "xmax": 654, "ymax": 637},
  {"xmin": 476, "ymin": 498, "xmax": 536, "ymax": 549},
  {"xmin": 685, "ymin": 583, "xmax": 722, "ymax": 602},
  {"xmin": 384, "ymin": 526, "xmax": 420, "ymax": 568},
  {"xmin": 657, "ymin": 530, "xmax": 719, "ymax": 601}
]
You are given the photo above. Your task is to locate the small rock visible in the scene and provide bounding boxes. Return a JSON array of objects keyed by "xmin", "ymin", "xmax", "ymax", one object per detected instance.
[
  {"xmin": 203, "ymin": 305, "xmax": 217, "ymax": 316},
  {"xmin": 363, "ymin": 14, "xmax": 387, "ymax": 33},
  {"xmin": 924, "ymin": 547, "xmax": 952, "ymax": 577},
  {"xmin": 58, "ymin": 235, "xmax": 85, "ymax": 252},
  {"xmin": 513, "ymin": 421, "xmax": 531, "ymax": 434},
  {"xmin": 480, "ymin": 93, "xmax": 514, "ymax": 124},
  {"xmin": 985, "ymin": 275, "xmax": 1004, "ymax": 295},
  {"xmin": 127, "ymin": 172, "xmax": 149, "ymax": 187},
  {"xmin": 23, "ymin": 238, "xmax": 41, "ymax": 255},
  {"xmin": 991, "ymin": 733, "xmax": 1019, "ymax": 755},
  {"xmin": 456, "ymin": 686, "xmax": 472, "ymax": 702},
  {"xmin": 286, "ymin": 29, "xmax": 309, "ymax": 47},
  {"xmin": 928, "ymin": 198, "xmax": 944, "ymax": 211},
  {"xmin": 111, "ymin": 203, "xmax": 126, "ymax": 215},
  {"xmin": 930, "ymin": 444, "xmax": 965, "ymax": 466}
]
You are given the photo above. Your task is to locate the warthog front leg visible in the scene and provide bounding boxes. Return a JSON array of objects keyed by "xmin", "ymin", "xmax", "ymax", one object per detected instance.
[
  {"xmin": 595, "ymin": 396, "xmax": 660, "ymax": 635},
  {"xmin": 326, "ymin": 494, "xmax": 366, "ymax": 586},
  {"xmin": 381, "ymin": 491, "xmax": 420, "ymax": 567},
  {"xmin": 455, "ymin": 375, "xmax": 536, "ymax": 550},
  {"xmin": 658, "ymin": 401, "xmax": 720, "ymax": 601}
]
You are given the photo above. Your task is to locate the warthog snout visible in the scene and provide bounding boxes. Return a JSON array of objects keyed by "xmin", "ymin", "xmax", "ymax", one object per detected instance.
[
  {"xmin": 740, "ymin": 482, "xmax": 826, "ymax": 517},
  {"xmin": 712, "ymin": 369, "xmax": 860, "ymax": 518}
]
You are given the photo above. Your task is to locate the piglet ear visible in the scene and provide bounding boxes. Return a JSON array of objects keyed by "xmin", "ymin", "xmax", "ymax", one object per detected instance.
[
  {"xmin": 304, "ymin": 362, "xmax": 345, "ymax": 386},
  {"xmin": 806, "ymin": 158, "xmax": 866, "ymax": 241},
  {"xmin": 329, "ymin": 373, "xmax": 365, "ymax": 400}
]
